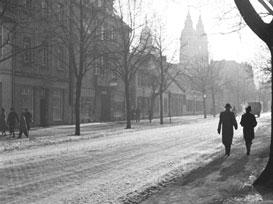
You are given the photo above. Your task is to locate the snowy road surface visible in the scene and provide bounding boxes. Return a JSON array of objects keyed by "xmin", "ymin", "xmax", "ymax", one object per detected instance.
[{"xmin": 0, "ymin": 114, "xmax": 269, "ymax": 204}]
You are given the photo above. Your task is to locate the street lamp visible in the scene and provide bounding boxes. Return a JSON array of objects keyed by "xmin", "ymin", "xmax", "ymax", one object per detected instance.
[{"xmin": 203, "ymin": 93, "xmax": 207, "ymax": 119}]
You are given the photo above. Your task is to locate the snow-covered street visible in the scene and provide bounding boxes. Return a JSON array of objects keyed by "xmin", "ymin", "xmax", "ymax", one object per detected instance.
[{"xmin": 0, "ymin": 113, "xmax": 271, "ymax": 204}]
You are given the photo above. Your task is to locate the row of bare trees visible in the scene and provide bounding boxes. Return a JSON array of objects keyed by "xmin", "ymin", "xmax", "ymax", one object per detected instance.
[{"xmin": 0, "ymin": 0, "xmax": 182, "ymax": 131}]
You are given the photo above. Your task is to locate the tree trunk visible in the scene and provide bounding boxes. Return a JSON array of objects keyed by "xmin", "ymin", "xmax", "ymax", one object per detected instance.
[
  {"xmin": 125, "ymin": 79, "xmax": 131, "ymax": 129},
  {"xmin": 211, "ymin": 88, "xmax": 216, "ymax": 117},
  {"xmin": 203, "ymin": 94, "xmax": 207, "ymax": 119},
  {"xmin": 234, "ymin": 0, "xmax": 273, "ymax": 188},
  {"xmin": 253, "ymin": 47, "xmax": 273, "ymax": 188},
  {"xmin": 168, "ymin": 91, "xmax": 172, "ymax": 123},
  {"xmin": 75, "ymin": 77, "xmax": 82, "ymax": 135},
  {"xmin": 150, "ymin": 94, "xmax": 156, "ymax": 121},
  {"xmin": 159, "ymin": 87, "xmax": 164, "ymax": 124}
]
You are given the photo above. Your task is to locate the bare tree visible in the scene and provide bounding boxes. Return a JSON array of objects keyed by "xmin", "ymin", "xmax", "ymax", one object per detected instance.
[
  {"xmin": 144, "ymin": 25, "xmax": 182, "ymax": 124},
  {"xmin": 184, "ymin": 56, "xmax": 211, "ymax": 118},
  {"xmin": 0, "ymin": 1, "xmax": 45, "ymax": 64},
  {"xmin": 107, "ymin": 0, "xmax": 151, "ymax": 129},
  {"xmin": 209, "ymin": 61, "xmax": 224, "ymax": 117},
  {"xmin": 45, "ymin": 0, "xmax": 108, "ymax": 135},
  {"xmin": 234, "ymin": 0, "xmax": 273, "ymax": 189}
]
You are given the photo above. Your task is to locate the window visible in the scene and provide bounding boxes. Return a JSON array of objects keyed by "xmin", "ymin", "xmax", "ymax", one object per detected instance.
[
  {"xmin": 57, "ymin": 46, "xmax": 64, "ymax": 70},
  {"xmin": 100, "ymin": 56, "xmax": 106, "ymax": 75},
  {"xmin": 21, "ymin": 87, "xmax": 33, "ymax": 117},
  {"xmin": 100, "ymin": 25, "xmax": 105, "ymax": 40},
  {"xmin": 98, "ymin": 0, "xmax": 103, "ymax": 7},
  {"xmin": 109, "ymin": 59, "xmax": 117, "ymax": 78},
  {"xmin": 0, "ymin": 26, "xmax": 3, "ymax": 59},
  {"xmin": 57, "ymin": 2, "xmax": 64, "ymax": 21},
  {"xmin": 41, "ymin": 0, "xmax": 47, "ymax": 8},
  {"xmin": 41, "ymin": 0, "xmax": 48, "ymax": 16},
  {"xmin": 94, "ymin": 56, "xmax": 106, "ymax": 76},
  {"xmin": 94, "ymin": 57, "xmax": 100, "ymax": 75},
  {"xmin": 39, "ymin": 46, "xmax": 48, "ymax": 67},
  {"xmin": 23, "ymin": 37, "xmax": 31, "ymax": 63},
  {"xmin": 110, "ymin": 27, "xmax": 115, "ymax": 41},
  {"xmin": 25, "ymin": 0, "xmax": 32, "ymax": 8},
  {"xmin": 52, "ymin": 89, "xmax": 63, "ymax": 121}
]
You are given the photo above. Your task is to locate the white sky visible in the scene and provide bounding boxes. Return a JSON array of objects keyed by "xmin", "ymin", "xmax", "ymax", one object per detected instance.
[{"xmin": 142, "ymin": 0, "xmax": 267, "ymax": 63}]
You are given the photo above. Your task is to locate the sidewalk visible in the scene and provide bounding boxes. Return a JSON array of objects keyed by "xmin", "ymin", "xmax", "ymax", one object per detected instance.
[
  {"xmin": 0, "ymin": 114, "xmax": 211, "ymax": 152},
  {"xmin": 137, "ymin": 116, "xmax": 273, "ymax": 204}
]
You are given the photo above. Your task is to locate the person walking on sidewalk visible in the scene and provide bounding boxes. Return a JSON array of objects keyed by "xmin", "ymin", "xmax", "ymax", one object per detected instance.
[
  {"xmin": 217, "ymin": 103, "xmax": 238, "ymax": 156},
  {"xmin": 135, "ymin": 107, "xmax": 140, "ymax": 122},
  {"xmin": 18, "ymin": 112, "xmax": 29, "ymax": 139},
  {"xmin": 24, "ymin": 108, "xmax": 32, "ymax": 133},
  {"xmin": 7, "ymin": 108, "xmax": 19, "ymax": 137},
  {"xmin": 0, "ymin": 108, "xmax": 8, "ymax": 136},
  {"xmin": 240, "ymin": 106, "xmax": 257, "ymax": 156}
]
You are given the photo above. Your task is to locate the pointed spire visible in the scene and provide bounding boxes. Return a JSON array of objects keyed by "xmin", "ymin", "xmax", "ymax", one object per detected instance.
[
  {"xmin": 196, "ymin": 15, "xmax": 205, "ymax": 34},
  {"xmin": 184, "ymin": 10, "xmax": 193, "ymax": 31}
]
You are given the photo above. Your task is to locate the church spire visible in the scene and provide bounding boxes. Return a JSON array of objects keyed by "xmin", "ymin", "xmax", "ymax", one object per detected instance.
[
  {"xmin": 196, "ymin": 15, "xmax": 205, "ymax": 35},
  {"xmin": 184, "ymin": 10, "xmax": 193, "ymax": 32}
]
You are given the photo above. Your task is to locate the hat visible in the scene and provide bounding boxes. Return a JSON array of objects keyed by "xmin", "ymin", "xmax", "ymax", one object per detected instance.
[
  {"xmin": 245, "ymin": 106, "xmax": 251, "ymax": 112},
  {"xmin": 225, "ymin": 103, "xmax": 232, "ymax": 108}
]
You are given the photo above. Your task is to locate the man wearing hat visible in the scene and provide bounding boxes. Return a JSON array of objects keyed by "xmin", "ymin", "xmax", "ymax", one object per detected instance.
[
  {"xmin": 217, "ymin": 103, "xmax": 238, "ymax": 156},
  {"xmin": 240, "ymin": 106, "xmax": 257, "ymax": 155}
]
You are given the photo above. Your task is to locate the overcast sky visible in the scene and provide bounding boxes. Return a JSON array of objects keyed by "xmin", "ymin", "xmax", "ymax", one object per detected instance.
[{"xmin": 142, "ymin": 0, "xmax": 267, "ymax": 63}]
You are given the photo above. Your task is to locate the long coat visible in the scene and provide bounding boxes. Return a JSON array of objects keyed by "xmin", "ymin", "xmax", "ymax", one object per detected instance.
[
  {"xmin": 7, "ymin": 111, "xmax": 19, "ymax": 128},
  {"xmin": 19, "ymin": 115, "xmax": 28, "ymax": 132},
  {"xmin": 0, "ymin": 112, "xmax": 7, "ymax": 132},
  {"xmin": 240, "ymin": 112, "xmax": 257, "ymax": 143},
  {"xmin": 218, "ymin": 110, "xmax": 238, "ymax": 146}
]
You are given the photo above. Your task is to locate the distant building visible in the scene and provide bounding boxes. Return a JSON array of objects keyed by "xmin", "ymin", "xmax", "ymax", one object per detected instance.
[
  {"xmin": 180, "ymin": 11, "xmax": 209, "ymax": 63},
  {"xmin": 0, "ymin": 0, "xmax": 71, "ymax": 126},
  {"xmin": 0, "ymin": 0, "xmax": 126, "ymax": 126},
  {"xmin": 179, "ymin": 11, "xmax": 211, "ymax": 115},
  {"xmin": 212, "ymin": 60, "xmax": 258, "ymax": 113}
]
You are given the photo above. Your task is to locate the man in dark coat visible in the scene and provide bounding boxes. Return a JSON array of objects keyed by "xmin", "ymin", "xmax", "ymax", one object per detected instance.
[
  {"xmin": 7, "ymin": 108, "xmax": 19, "ymax": 137},
  {"xmin": 217, "ymin": 104, "xmax": 238, "ymax": 156},
  {"xmin": 240, "ymin": 106, "xmax": 257, "ymax": 155},
  {"xmin": 135, "ymin": 107, "xmax": 140, "ymax": 122},
  {"xmin": 24, "ymin": 108, "xmax": 32, "ymax": 132},
  {"xmin": 18, "ymin": 112, "xmax": 29, "ymax": 139}
]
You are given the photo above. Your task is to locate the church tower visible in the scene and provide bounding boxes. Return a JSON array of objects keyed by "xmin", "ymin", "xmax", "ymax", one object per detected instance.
[
  {"xmin": 196, "ymin": 15, "xmax": 208, "ymax": 62},
  {"xmin": 179, "ymin": 12, "xmax": 209, "ymax": 64},
  {"xmin": 180, "ymin": 11, "xmax": 196, "ymax": 63}
]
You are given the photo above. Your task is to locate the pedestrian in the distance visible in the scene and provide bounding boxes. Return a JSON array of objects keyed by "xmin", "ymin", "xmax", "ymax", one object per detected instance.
[
  {"xmin": 0, "ymin": 108, "xmax": 8, "ymax": 136},
  {"xmin": 147, "ymin": 109, "xmax": 153, "ymax": 123},
  {"xmin": 131, "ymin": 108, "xmax": 135, "ymax": 121},
  {"xmin": 240, "ymin": 106, "xmax": 257, "ymax": 156},
  {"xmin": 135, "ymin": 107, "xmax": 140, "ymax": 122},
  {"xmin": 18, "ymin": 112, "xmax": 28, "ymax": 139},
  {"xmin": 24, "ymin": 108, "xmax": 32, "ymax": 133},
  {"xmin": 217, "ymin": 104, "xmax": 238, "ymax": 156},
  {"xmin": 7, "ymin": 108, "xmax": 19, "ymax": 138}
]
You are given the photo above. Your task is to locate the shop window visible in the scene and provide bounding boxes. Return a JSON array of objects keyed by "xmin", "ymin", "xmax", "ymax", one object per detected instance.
[
  {"xmin": 21, "ymin": 87, "xmax": 33, "ymax": 116},
  {"xmin": 52, "ymin": 89, "xmax": 63, "ymax": 121}
]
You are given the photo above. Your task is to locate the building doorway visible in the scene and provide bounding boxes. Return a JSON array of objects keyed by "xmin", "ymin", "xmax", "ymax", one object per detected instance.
[
  {"xmin": 40, "ymin": 88, "xmax": 48, "ymax": 127},
  {"xmin": 40, "ymin": 99, "xmax": 48, "ymax": 127},
  {"xmin": 100, "ymin": 90, "xmax": 111, "ymax": 122}
]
